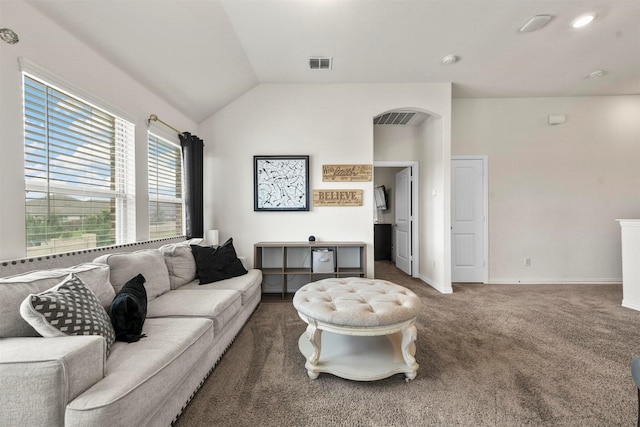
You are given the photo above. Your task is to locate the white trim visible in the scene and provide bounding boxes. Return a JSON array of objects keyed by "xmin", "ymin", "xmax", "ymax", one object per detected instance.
[
  {"xmin": 18, "ymin": 57, "xmax": 137, "ymax": 123},
  {"xmin": 617, "ymin": 219, "xmax": 640, "ymax": 227},
  {"xmin": 489, "ymin": 279, "xmax": 621, "ymax": 285},
  {"xmin": 451, "ymin": 155, "xmax": 489, "ymax": 284},
  {"xmin": 373, "ymin": 161, "xmax": 420, "ymax": 279},
  {"xmin": 419, "ymin": 273, "xmax": 453, "ymax": 294},
  {"xmin": 622, "ymin": 300, "xmax": 640, "ymax": 311}
]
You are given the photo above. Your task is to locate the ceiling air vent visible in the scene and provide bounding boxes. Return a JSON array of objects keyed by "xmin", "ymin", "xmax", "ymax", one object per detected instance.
[
  {"xmin": 374, "ymin": 111, "xmax": 417, "ymax": 125},
  {"xmin": 309, "ymin": 57, "xmax": 332, "ymax": 70}
]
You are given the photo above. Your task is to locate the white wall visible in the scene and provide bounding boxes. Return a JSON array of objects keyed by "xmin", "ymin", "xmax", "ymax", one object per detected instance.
[
  {"xmin": 199, "ymin": 83, "xmax": 451, "ymax": 281},
  {"xmin": 374, "ymin": 125, "xmax": 421, "ymax": 160},
  {"xmin": 0, "ymin": 0, "xmax": 196, "ymax": 261},
  {"xmin": 420, "ymin": 115, "xmax": 451, "ymax": 291},
  {"xmin": 452, "ymin": 96, "xmax": 640, "ymax": 283}
]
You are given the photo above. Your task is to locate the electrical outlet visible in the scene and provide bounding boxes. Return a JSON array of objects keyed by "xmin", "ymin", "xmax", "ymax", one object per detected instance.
[{"xmin": 524, "ymin": 257, "xmax": 531, "ymax": 267}]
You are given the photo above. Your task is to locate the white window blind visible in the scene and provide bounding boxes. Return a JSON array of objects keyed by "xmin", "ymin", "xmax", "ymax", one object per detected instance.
[
  {"xmin": 148, "ymin": 132, "xmax": 183, "ymax": 239},
  {"xmin": 23, "ymin": 74, "xmax": 136, "ymax": 256}
]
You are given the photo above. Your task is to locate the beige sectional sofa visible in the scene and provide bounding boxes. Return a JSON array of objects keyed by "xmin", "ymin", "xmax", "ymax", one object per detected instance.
[{"xmin": 0, "ymin": 241, "xmax": 262, "ymax": 426}]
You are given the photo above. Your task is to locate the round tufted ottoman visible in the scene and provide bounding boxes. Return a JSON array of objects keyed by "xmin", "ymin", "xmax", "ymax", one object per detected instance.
[{"xmin": 293, "ymin": 277, "xmax": 421, "ymax": 381}]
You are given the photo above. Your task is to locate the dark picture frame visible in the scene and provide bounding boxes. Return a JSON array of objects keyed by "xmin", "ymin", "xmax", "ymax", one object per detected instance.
[{"xmin": 254, "ymin": 155, "xmax": 310, "ymax": 211}]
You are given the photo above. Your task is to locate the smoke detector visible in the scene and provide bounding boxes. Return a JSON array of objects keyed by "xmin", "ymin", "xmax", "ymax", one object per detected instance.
[
  {"xmin": 441, "ymin": 55, "xmax": 458, "ymax": 65},
  {"xmin": 0, "ymin": 28, "xmax": 19, "ymax": 44}
]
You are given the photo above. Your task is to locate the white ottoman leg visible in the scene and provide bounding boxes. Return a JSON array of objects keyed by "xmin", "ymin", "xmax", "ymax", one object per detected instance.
[
  {"xmin": 305, "ymin": 319, "xmax": 322, "ymax": 379},
  {"xmin": 401, "ymin": 320, "xmax": 418, "ymax": 380}
]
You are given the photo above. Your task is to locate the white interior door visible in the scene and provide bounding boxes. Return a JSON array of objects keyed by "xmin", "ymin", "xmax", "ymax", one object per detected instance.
[
  {"xmin": 395, "ymin": 167, "xmax": 412, "ymax": 275},
  {"xmin": 451, "ymin": 158, "xmax": 486, "ymax": 282}
]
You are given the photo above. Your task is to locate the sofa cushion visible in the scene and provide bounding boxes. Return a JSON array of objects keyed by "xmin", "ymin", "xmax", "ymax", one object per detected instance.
[
  {"xmin": 179, "ymin": 268, "xmax": 262, "ymax": 306},
  {"xmin": 94, "ymin": 250, "xmax": 170, "ymax": 301},
  {"xmin": 110, "ymin": 274, "xmax": 147, "ymax": 343},
  {"xmin": 146, "ymin": 289, "xmax": 242, "ymax": 333},
  {"xmin": 0, "ymin": 263, "xmax": 114, "ymax": 338},
  {"xmin": 65, "ymin": 317, "xmax": 213, "ymax": 426},
  {"xmin": 191, "ymin": 238, "xmax": 247, "ymax": 284},
  {"xmin": 159, "ymin": 242, "xmax": 197, "ymax": 289},
  {"xmin": 19, "ymin": 273, "xmax": 116, "ymax": 356}
]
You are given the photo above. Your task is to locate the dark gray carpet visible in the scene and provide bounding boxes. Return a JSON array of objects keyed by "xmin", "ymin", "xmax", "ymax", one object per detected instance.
[{"xmin": 174, "ymin": 261, "xmax": 640, "ymax": 426}]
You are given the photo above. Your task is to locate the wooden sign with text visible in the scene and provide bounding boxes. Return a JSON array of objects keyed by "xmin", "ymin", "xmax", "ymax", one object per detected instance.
[
  {"xmin": 313, "ymin": 190, "xmax": 363, "ymax": 206},
  {"xmin": 322, "ymin": 164, "xmax": 372, "ymax": 182}
]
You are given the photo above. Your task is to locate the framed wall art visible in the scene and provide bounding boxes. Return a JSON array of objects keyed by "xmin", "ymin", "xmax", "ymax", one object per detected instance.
[{"xmin": 254, "ymin": 155, "xmax": 310, "ymax": 211}]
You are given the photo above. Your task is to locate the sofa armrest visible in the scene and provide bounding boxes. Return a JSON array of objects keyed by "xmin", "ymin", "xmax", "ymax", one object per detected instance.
[{"xmin": 0, "ymin": 336, "xmax": 106, "ymax": 427}]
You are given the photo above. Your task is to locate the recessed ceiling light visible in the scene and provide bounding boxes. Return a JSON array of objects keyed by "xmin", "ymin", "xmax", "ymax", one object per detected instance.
[
  {"xmin": 442, "ymin": 55, "xmax": 458, "ymax": 65},
  {"xmin": 572, "ymin": 13, "xmax": 597, "ymax": 28},
  {"xmin": 588, "ymin": 70, "xmax": 606, "ymax": 79}
]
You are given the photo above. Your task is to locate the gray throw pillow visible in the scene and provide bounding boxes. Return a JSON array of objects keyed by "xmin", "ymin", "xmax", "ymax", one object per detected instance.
[{"xmin": 20, "ymin": 273, "xmax": 116, "ymax": 356}]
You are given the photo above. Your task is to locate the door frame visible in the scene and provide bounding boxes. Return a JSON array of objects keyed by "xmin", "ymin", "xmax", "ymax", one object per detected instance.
[
  {"xmin": 451, "ymin": 155, "xmax": 489, "ymax": 283},
  {"xmin": 374, "ymin": 160, "xmax": 420, "ymax": 278}
]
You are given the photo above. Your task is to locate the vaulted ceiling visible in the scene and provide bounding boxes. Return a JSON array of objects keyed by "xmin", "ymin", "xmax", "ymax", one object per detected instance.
[{"xmin": 28, "ymin": 0, "xmax": 640, "ymax": 123}]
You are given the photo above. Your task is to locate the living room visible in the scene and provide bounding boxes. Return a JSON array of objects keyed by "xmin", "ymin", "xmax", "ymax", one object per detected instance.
[{"xmin": 1, "ymin": 0, "xmax": 639, "ymax": 425}]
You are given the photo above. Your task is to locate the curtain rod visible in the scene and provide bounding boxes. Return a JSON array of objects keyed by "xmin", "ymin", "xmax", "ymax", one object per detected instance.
[{"xmin": 148, "ymin": 114, "xmax": 184, "ymax": 137}]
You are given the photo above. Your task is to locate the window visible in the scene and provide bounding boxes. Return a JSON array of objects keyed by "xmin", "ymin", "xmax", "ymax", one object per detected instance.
[
  {"xmin": 23, "ymin": 74, "xmax": 136, "ymax": 257},
  {"xmin": 148, "ymin": 133, "xmax": 183, "ymax": 239}
]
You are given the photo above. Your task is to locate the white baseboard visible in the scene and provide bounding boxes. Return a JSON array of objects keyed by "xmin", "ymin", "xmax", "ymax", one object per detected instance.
[
  {"xmin": 488, "ymin": 278, "xmax": 622, "ymax": 285},
  {"xmin": 622, "ymin": 299, "xmax": 640, "ymax": 312},
  {"xmin": 419, "ymin": 274, "xmax": 453, "ymax": 294}
]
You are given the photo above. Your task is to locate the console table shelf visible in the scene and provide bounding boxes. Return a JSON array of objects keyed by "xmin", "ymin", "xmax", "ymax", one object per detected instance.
[{"xmin": 254, "ymin": 241, "xmax": 367, "ymax": 299}]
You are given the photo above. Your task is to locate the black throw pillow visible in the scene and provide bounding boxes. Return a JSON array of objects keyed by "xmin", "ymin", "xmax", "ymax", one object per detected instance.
[
  {"xmin": 191, "ymin": 238, "xmax": 248, "ymax": 285},
  {"xmin": 109, "ymin": 273, "xmax": 147, "ymax": 343}
]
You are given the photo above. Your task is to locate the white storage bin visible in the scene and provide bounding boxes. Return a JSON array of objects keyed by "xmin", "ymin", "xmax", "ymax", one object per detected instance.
[{"xmin": 312, "ymin": 249, "xmax": 335, "ymax": 273}]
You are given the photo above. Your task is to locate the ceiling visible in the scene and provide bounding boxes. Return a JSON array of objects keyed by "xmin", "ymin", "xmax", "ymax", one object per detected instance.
[{"xmin": 27, "ymin": 0, "xmax": 640, "ymax": 123}]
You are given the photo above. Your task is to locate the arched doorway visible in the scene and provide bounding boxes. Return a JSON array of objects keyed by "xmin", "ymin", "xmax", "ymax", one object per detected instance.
[{"xmin": 372, "ymin": 107, "xmax": 452, "ymax": 294}]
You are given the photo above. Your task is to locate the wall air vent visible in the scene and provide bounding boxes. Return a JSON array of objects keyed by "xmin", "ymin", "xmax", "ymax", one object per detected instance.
[
  {"xmin": 309, "ymin": 57, "xmax": 332, "ymax": 70},
  {"xmin": 374, "ymin": 111, "xmax": 417, "ymax": 125}
]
